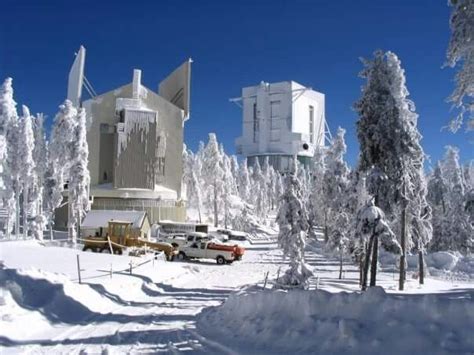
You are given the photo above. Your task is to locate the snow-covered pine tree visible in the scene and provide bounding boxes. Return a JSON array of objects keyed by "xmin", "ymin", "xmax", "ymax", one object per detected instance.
[
  {"xmin": 202, "ymin": 133, "xmax": 224, "ymax": 227},
  {"xmin": 354, "ymin": 50, "xmax": 432, "ymax": 289},
  {"xmin": 438, "ymin": 146, "xmax": 472, "ymax": 253},
  {"xmin": 252, "ymin": 158, "xmax": 269, "ymax": 221},
  {"xmin": 238, "ymin": 159, "xmax": 251, "ymax": 203},
  {"xmin": 49, "ymin": 100, "xmax": 79, "ymax": 240},
  {"xmin": 68, "ymin": 108, "xmax": 90, "ymax": 243},
  {"xmin": 0, "ymin": 78, "xmax": 17, "ymax": 238},
  {"xmin": 445, "ymin": 0, "xmax": 474, "ymax": 133},
  {"xmin": 276, "ymin": 161, "xmax": 313, "ymax": 289},
  {"xmin": 324, "ymin": 127, "xmax": 351, "ymax": 248},
  {"xmin": 29, "ymin": 113, "xmax": 48, "ymax": 240},
  {"xmin": 221, "ymin": 152, "xmax": 234, "ymax": 229},
  {"xmin": 355, "ymin": 199, "xmax": 401, "ymax": 290},
  {"xmin": 308, "ymin": 146, "xmax": 326, "ymax": 238},
  {"xmin": 18, "ymin": 106, "xmax": 36, "ymax": 238},
  {"xmin": 427, "ymin": 162, "xmax": 448, "ymax": 252}
]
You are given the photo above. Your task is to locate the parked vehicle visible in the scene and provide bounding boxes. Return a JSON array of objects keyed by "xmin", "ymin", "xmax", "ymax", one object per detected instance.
[
  {"xmin": 216, "ymin": 229, "xmax": 249, "ymax": 242},
  {"xmin": 178, "ymin": 241, "xmax": 236, "ymax": 264},
  {"xmin": 82, "ymin": 220, "xmax": 178, "ymax": 261},
  {"xmin": 160, "ymin": 232, "xmax": 209, "ymax": 248}
]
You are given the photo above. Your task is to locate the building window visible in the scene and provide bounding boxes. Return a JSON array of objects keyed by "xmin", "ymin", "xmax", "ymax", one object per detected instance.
[
  {"xmin": 253, "ymin": 102, "xmax": 258, "ymax": 143},
  {"xmin": 309, "ymin": 105, "xmax": 314, "ymax": 144},
  {"xmin": 270, "ymin": 100, "xmax": 280, "ymax": 142}
]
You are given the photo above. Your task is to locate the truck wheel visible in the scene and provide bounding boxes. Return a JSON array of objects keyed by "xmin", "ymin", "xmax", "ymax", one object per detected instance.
[
  {"xmin": 177, "ymin": 252, "xmax": 186, "ymax": 261},
  {"xmin": 216, "ymin": 256, "xmax": 226, "ymax": 265}
]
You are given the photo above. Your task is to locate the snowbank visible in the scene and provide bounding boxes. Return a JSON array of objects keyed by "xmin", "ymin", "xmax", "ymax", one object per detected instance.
[
  {"xmin": 197, "ymin": 287, "xmax": 474, "ymax": 354},
  {"xmin": 378, "ymin": 249, "xmax": 474, "ymax": 280}
]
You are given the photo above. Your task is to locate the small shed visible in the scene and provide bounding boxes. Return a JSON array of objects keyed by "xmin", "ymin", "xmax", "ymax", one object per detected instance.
[{"xmin": 81, "ymin": 210, "xmax": 150, "ymax": 239}]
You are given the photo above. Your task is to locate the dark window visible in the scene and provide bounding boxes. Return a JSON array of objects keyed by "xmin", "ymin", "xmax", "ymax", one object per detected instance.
[{"xmin": 253, "ymin": 102, "xmax": 258, "ymax": 143}]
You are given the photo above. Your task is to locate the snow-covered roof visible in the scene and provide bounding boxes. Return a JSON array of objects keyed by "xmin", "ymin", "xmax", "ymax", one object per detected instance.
[{"xmin": 82, "ymin": 210, "xmax": 147, "ymax": 229}]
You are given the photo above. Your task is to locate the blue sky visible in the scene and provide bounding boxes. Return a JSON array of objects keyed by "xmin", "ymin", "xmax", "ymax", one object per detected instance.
[{"xmin": 0, "ymin": 0, "xmax": 471, "ymax": 167}]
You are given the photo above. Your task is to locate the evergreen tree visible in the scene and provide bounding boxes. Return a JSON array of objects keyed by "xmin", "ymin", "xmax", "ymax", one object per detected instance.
[
  {"xmin": 308, "ymin": 146, "xmax": 326, "ymax": 238},
  {"xmin": 68, "ymin": 108, "xmax": 90, "ymax": 243},
  {"xmin": 238, "ymin": 159, "xmax": 251, "ymax": 202},
  {"xmin": 30, "ymin": 113, "xmax": 48, "ymax": 240},
  {"xmin": 354, "ymin": 50, "xmax": 431, "ymax": 289},
  {"xmin": 276, "ymin": 162, "xmax": 313, "ymax": 289},
  {"xmin": 18, "ymin": 106, "xmax": 36, "ymax": 238},
  {"xmin": 202, "ymin": 133, "xmax": 224, "ymax": 227},
  {"xmin": 445, "ymin": 0, "xmax": 474, "ymax": 133},
  {"xmin": 324, "ymin": 127, "xmax": 351, "ymax": 247},
  {"xmin": 0, "ymin": 78, "xmax": 17, "ymax": 238}
]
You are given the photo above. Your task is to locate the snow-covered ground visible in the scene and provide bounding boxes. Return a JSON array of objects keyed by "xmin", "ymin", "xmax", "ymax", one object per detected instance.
[{"xmin": 1, "ymin": 237, "xmax": 473, "ymax": 354}]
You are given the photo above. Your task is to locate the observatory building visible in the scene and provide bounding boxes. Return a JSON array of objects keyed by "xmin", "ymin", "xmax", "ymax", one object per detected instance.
[
  {"xmin": 233, "ymin": 81, "xmax": 326, "ymax": 172},
  {"xmin": 58, "ymin": 46, "xmax": 191, "ymax": 226}
]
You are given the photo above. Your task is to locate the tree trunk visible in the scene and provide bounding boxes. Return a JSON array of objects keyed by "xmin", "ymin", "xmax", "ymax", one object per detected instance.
[
  {"xmin": 324, "ymin": 210, "xmax": 328, "ymax": 243},
  {"xmin": 213, "ymin": 182, "xmax": 218, "ymax": 227},
  {"xmin": 197, "ymin": 203, "xmax": 202, "ymax": 224},
  {"xmin": 362, "ymin": 236, "xmax": 374, "ymax": 291},
  {"xmin": 15, "ymin": 186, "xmax": 20, "ymax": 238},
  {"xmin": 49, "ymin": 219, "xmax": 53, "ymax": 241},
  {"xmin": 22, "ymin": 187, "xmax": 29, "ymax": 238},
  {"xmin": 370, "ymin": 234, "xmax": 378, "ymax": 287},
  {"xmin": 339, "ymin": 249, "xmax": 343, "ymax": 279},
  {"xmin": 419, "ymin": 250, "xmax": 425, "ymax": 285},
  {"xmin": 399, "ymin": 200, "xmax": 407, "ymax": 291},
  {"xmin": 68, "ymin": 193, "xmax": 76, "ymax": 244}
]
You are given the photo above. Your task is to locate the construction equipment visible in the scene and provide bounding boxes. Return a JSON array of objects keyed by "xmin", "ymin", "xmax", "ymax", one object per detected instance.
[{"xmin": 82, "ymin": 220, "xmax": 178, "ymax": 261}]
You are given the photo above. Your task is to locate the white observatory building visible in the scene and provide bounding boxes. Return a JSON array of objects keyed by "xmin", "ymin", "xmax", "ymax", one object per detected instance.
[{"xmin": 233, "ymin": 81, "xmax": 326, "ymax": 172}]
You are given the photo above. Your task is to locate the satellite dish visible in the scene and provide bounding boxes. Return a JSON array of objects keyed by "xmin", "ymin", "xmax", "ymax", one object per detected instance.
[{"xmin": 67, "ymin": 46, "xmax": 86, "ymax": 107}]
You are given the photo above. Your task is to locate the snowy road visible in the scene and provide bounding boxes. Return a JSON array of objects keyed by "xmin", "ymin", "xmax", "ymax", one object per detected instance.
[{"xmin": 1, "ymin": 239, "xmax": 472, "ymax": 354}]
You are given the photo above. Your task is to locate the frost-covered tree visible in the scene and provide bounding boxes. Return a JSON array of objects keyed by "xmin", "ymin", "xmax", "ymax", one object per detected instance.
[
  {"xmin": 276, "ymin": 163, "xmax": 313, "ymax": 289},
  {"xmin": 49, "ymin": 100, "xmax": 79, "ymax": 240},
  {"xmin": 308, "ymin": 147, "xmax": 326, "ymax": 238},
  {"xmin": 355, "ymin": 199, "xmax": 401, "ymax": 290},
  {"xmin": 202, "ymin": 133, "xmax": 224, "ymax": 227},
  {"xmin": 29, "ymin": 114, "xmax": 48, "ymax": 240},
  {"xmin": 18, "ymin": 106, "xmax": 36, "ymax": 238},
  {"xmin": 68, "ymin": 108, "xmax": 90, "ymax": 243},
  {"xmin": 430, "ymin": 146, "xmax": 473, "ymax": 253},
  {"xmin": 427, "ymin": 163, "xmax": 448, "ymax": 252},
  {"xmin": 324, "ymin": 127, "xmax": 351, "ymax": 247},
  {"xmin": 0, "ymin": 78, "xmax": 18, "ymax": 238},
  {"xmin": 445, "ymin": 0, "xmax": 474, "ymax": 133},
  {"xmin": 252, "ymin": 158, "xmax": 269, "ymax": 221},
  {"xmin": 354, "ymin": 50, "xmax": 432, "ymax": 289},
  {"xmin": 221, "ymin": 153, "xmax": 234, "ymax": 229},
  {"xmin": 238, "ymin": 159, "xmax": 251, "ymax": 202}
]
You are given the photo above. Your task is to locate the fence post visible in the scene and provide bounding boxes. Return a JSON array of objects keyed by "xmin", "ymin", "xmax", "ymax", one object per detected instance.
[
  {"xmin": 316, "ymin": 276, "xmax": 320, "ymax": 290},
  {"xmin": 276, "ymin": 267, "xmax": 281, "ymax": 281},
  {"xmin": 110, "ymin": 263, "xmax": 113, "ymax": 279},
  {"xmin": 263, "ymin": 271, "xmax": 269, "ymax": 289},
  {"xmin": 107, "ymin": 236, "xmax": 113, "ymax": 254},
  {"xmin": 76, "ymin": 254, "xmax": 82, "ymax": 284},
  {"xmin": 129, "ymin": 261, "xmax": 133, "ymax": 275}
]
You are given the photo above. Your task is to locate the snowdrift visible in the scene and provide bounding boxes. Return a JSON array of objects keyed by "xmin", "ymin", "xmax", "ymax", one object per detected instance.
[
  {"xmin": 378, "ymin": 249, "xmax": 474, "ymax": 280},
  {"xmin": 197, "ymin": 287, "xmax": 474, "ymax": 354}
]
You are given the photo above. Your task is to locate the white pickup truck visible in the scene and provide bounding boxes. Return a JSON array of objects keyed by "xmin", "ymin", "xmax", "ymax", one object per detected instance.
[
  {"xmin": 160, "ymin": 232, "xmax": 209, "ymax": 248},
  {"xmin": 177, "ymin": 241, "xmax": 235, "ymax": 264}
]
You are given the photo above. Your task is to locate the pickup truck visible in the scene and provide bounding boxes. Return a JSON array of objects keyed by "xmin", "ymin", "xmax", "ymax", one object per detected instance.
[
  {"xmin": 162, "ymin": 231, "xmax": 245, "ymax": 261},
  {"xmin": 177, "ymin": 241, "xmax": 236, "ymax": 264},
  {"xmin": 160, "ymin": 232, "xmax": 208, "ymax": 248}
]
